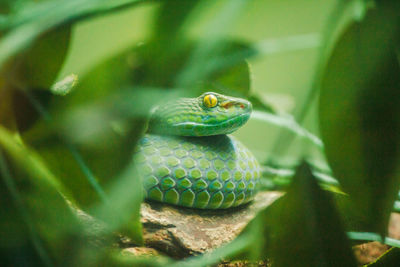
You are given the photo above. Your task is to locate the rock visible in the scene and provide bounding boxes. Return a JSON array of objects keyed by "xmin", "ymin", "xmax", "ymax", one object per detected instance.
[
  {"xmin": 353, "ymin": 241, "xmax": 389, "ymax": 265},
  {"xmin": 140, "ymin": 191, "xmax": 283, "ymax": 258},
  {"xmin": 218, "ymin": 260, "xmax": 270, "ymax": 267},
  {"xmin": 72, "ymin": 191, "xmax": 400, "ymax": 264},
  {"xmin": 121, "ymin": 247, "xmax": 160, "ymax": 257},
  {"xmin": 353, "ymin": 213, "xmax": 400, "ymax": 265},
  {"xmin": 71, "ymin": 191, "xmax": 282, "ymax": 258},
  {"xmin": 389, "ymin": 213, "xmax": 400, "ymax": 239}
]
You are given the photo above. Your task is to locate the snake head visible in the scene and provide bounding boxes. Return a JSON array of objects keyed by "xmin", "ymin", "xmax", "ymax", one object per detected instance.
[{"xmin": 148, "ymin": 92, "xmax": 252, "ymax": 136}]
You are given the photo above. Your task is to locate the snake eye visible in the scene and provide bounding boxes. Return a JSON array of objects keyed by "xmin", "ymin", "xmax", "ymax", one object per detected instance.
[{"xmin": 203, "ymin": 94, "xmax": 218, "ymax": 108}]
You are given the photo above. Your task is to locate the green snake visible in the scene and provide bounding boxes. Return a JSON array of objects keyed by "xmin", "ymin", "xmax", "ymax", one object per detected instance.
[{"xmin": 134, "ymin": 92, "xmax": 260, "ymax": 209}]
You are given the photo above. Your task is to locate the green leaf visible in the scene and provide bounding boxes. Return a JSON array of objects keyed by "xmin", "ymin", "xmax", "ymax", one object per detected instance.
[
  {"xmin": 248, "ymin": 94, "xmax": 276, "ymax": 113},
  {"xmin": 0, "ymin": 126, "xmax": 73, "ymax": 199},
  {"xmin": 319, "ymin": 5, "xmax": 400, "ymax": 235},
  {"xmin": 1, "ymin": 25, "xmax": 71, "ymax": 90},
  {"xmin": 0, "ymin": 1, "xmax": 12, "ymax": 14},
  {"xmin": 347, "ymin": 232, "xmax": 400, "ymax": 248},
  {"xmin": 0, "ymin": 125, "xmax": 84, "ymax": 265},
  {"xmin": 174, "ymin": 0, "xmax": 249, "ymax": 89},
  {"xmin": 152, "ymin": 0, "xmax": 201, "ymax": 40},
  {"xmin": 91, "ymin": 161, "xmax": 144, "ymax": 245},
  {"xmin": 0, "ymin": 0, "xmax": 145, "ymax": 68},
  {"xmin": 252, "ymin": 110, "xmax": 324, "ymax": 151},
  {"xmin": 268, "ymin": 162, "xmax": 357, "ymax": 266},
  {"xmin": 130, "ymin": 39, "xmax": 257, "ymax": 98},
  {"xmin": 20, "ymin": 49, "xmax": 149, "ymax": 207},
  {"xmin": 1, "ymin": 25, "xmax": 71, "ymax": 132},
  {"xmin": 235, "ymin": 163, "xmax": 355, "ymax": 265},
  {"xmin": 10, "ymin": 89, "xmax": 53, "ymax": 133}
]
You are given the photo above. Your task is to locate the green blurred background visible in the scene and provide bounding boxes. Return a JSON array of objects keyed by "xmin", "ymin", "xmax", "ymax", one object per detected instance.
[
  {"xmin": 58, "ymin": 0, "xmax": 345, "ymax": 166},
  {"xmin": 2, "ymin": 1, "xmax": 400, "ymax": 266}
]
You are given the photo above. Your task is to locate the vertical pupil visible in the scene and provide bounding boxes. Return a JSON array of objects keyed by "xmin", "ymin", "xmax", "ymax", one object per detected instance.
[{"xmin": 205, "ymin": 95, "xmax": 216, "ymax": 107}]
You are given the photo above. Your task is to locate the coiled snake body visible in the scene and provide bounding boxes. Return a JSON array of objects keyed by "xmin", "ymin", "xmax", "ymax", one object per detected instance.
[{"xmin": 134, "ymin": 92, "xmax": 260, "ymax": 209}]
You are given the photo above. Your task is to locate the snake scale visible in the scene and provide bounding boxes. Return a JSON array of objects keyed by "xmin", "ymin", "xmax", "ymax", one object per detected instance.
[{"xmin": 134, "ymin": 92, "xmax": 260, "ymax": 209}]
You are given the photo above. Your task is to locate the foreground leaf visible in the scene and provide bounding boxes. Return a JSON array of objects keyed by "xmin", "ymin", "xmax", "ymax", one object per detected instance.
[
  {"xmin": 268, "ymin": 163, "xmax": 356, "ymax": 266},
  {"xmin": 0, "ymin": 125, "xmax": 84, "ymax": 265},
  {"xmin": 0, "ymin": 0, "xmax": 145, "ymax": 67},
  {"xmin": 0, "ymin": 24, "xmax": 71, "ymax": 132},
  {"xmin": 152, "ymin": 0, "xmax": 201, "ymax": 40},
  {"xmin": 319, "ymin": 4, "xmax": 400, "ymax": 235},
  {"xmin": 1, "ymin": 25, "xmax": 71, "ymax": 90}
]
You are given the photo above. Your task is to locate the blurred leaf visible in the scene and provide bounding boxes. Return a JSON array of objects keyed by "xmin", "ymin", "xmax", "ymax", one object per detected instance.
[
  {"xmin": 347, "ymin": 232, "xmax": 400, "ymax": 248},
  {"xmin": 0, "ymin": 125, "xmax": 83, "ymax": 266},
  {"xmin": 11, "ymin": 89, "xmax": 53, "ymax": 133},
  {"xmin": 92, "ymin": 160, "xmax": 144, "ymax": 245},
  {"xmin": 254, "ymin": 33, "xmax": 321, "ymax": 57},
  {"xmin": 175, "ymin": 0, "xmax": 249, "ymax": 88},
  {"xmin": 129, "ymin": 0, "xmax": 258, "ymax": 101},
  {"xmin": 0, "ymin": 153, "xmax": 51, "ymax": 266},
  {"xmin": 234, "ymin": 163, "xmax": 356, "ymax": 266},
  {"xmin": 252, "ymin": 111, "xmax": 324, "ymax": 150},
  {"xmin": 0, "ymin": 25, "xmax": 71, "ymax": 132},
  {"xmin": 267, "ymin": 0, "xmax": 369, "ymax": 164},
  {"xmin": 0, "ymin": 124, "xmax": 143, "ymax": 265},
  {"xmin": 293, "ymin": 0, "xmax": 354, "ymax": 121},
  {"xmin": 1, "ymin": 25, "xmax": 71, "ymax": 89},
  {"xmin": 0, "ymin": 126, "xmax": 73, "ymax": 199},
  {"xmin": 20, "ymin": 50, "xmax": 148, "ymax": 207},
  {"xmin": 0, "ymin": 85, "xmax": 16, "ymax": 131},
  {"xmin": 131, "ymin": 39, "xmax": 257, "ymax": 99},
  {"xmin": 366, "ymin": 247, "xmax": 400, "ymax": 267},
  {"xmin": 319, "ymin": 5, "xmax": 400, "ymax": 235},
  {"xmin": 248, "ymin": 94, "xmax": 276, "ymax": 113},
  {"xmin": 266, "ymin": 163, "xmax": 356, "ymax": 266},
  {"xmin": 152, "ymin": 0, "xmax": 201, "ymax": 40},
  {"xmin": 0, "ymin": 0, "xmax": 146, "ymax": 68},
  {"xmin": 0, "ymin": 1, "xmax": 12, "ymax": 14}
]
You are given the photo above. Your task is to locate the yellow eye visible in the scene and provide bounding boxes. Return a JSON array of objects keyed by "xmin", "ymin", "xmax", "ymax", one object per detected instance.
[{"xmin": 203, "ymin": 94, "xmax": 218, "ymax": 108}]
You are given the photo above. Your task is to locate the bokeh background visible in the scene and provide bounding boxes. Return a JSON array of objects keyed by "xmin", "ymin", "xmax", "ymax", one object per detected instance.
[
  {"xmin": 1, "ymin": 0, "xmax": 400, "ymax": 266},
  {"xmin": 58, "ymin": 0, "xmax": 350, "ymax": 168}
]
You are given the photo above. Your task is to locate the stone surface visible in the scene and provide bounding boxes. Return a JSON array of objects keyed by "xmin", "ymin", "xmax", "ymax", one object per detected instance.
[
  {"xmin": 72, "ymin": 191, "xmax": 400, "ymax": 265},
  {"xmin": 353, "ymin": 242, "xmax": 389, "ymax": 265},
  {"xmin": 121, "ymin": 247, "xmax": 160, "ymax": 257},
  {"xmin": 140, "ymin": 191, "xmax": 283, "ymax": 258},
  {"xmin": 353, "ymin": 213, "xmax": 400, "ymax": 265},
  {"xmin": 389, "ymin": 213, "xmax": 400, "ymax": 239},
  {"xmin": 71, "ymin": 191, "xmax": 282, "ymax": 259},
  {"xmin": 218, "ymin": 260, "xmax": 270, "ymax": 267}
]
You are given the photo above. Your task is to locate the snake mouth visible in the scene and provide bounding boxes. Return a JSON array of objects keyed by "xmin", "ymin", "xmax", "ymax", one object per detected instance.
[
  {"xmin": 217, "ymin": 113, "xmax": 250, "ymax": 127},
  {"xmin": 176, "ymin": 113, "xmax": 250, "ymax": 127},
  {"xmin": 201, "ymin": 112, "xmax": 251, "ymax": 135},
  {"xmin": 173, "ymin": 113, "xmax": 251, "ymax": 136}
]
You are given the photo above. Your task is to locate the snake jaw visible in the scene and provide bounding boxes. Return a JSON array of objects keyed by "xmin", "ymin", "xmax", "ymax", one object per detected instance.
[{"xmin": 148, "ymin": 92, "xmax": 252, "ymax": 136}]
